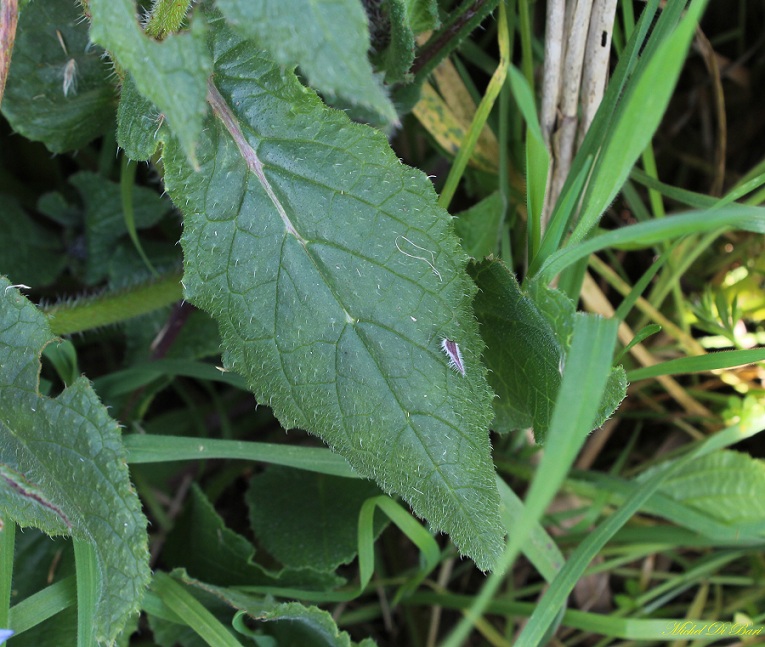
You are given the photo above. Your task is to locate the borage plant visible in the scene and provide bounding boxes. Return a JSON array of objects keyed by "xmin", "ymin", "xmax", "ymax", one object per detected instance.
[{"xmin": 2, "ymin": 0, "xmax": 765, "ymax": 645}]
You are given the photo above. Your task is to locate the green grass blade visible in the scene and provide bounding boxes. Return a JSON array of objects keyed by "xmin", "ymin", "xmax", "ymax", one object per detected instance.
[
  {"xmin": 442, "ymin": 314, "xmax": 619, "ymax": 647},
  {"xmin": 570, "ymin": 0, "xmax": 708, "ymax": 244},
  {"xmin": 614, "ymin": 323, "xmax": 661, "ymax": 364},
  {"xmin": 238, "ymin": 496, "xmax": 441, "ymax": 603},
  {"xmin": 363, "ymin": 497, "xmax": 441, "ymax": 603},
  {"xmin": 529, "ymin": 157, "xmax": 592, "ymax": 278},
  {"xmin": 627, "ymin": 348, "xmax": 765, "ymax": 381},
  {"xmin": 94, "ymin": 359, "xmax": 249, "ymax": 399},
  {"xmin": 438, "ymin": 2, "xmax": 509, "ymax": 209},
  {"xmin": 514, "ymin": 415, "xmax": 765, "ymax": 646},
  {"xmin": 571, "ymin": 470, "xmax": 761, "ymax": 543},
  {"xmin": 121, "ymin": 156, "xmax": 159, "ymax": 277},
  {"xmin": 611, "ymin": 240, "xmax": 680, "ymax": 321},
  {"xmin": 123, "ymin": 434, "xmax": 358, "ymax": 478},
  {"xmin": 629, "ymin": 168, "xmax": 717, "ymax": 209},
  {"xmin": 8, "ymin": 577, "xmax": 77, "ymax": 636},
  {"xmin": 496, "ymin": 479, "xmax": 563, "ymax": 582},
  {"xmin": 409, "ymin": 590, "xmax": 765, "ymax": 640},
  {"xmin": 537, "ymin": 205, "xmax": 765, "ymax": 283},
  {"xmin": 140, "ymin": 588, "xmax": 184, "ymax": 624},
  {"xmin": 151, "ymin": 572, "xmax": 244, "ymax": 647},
  {"xmin": 507, "ymin": 65, "xmax": 548, "ymax": 260},
  {"xmin": 73, "ymin": 539, "xmax": 98, "ymax": 647},
  {"xmin": 0, "ymin": 521, "xmax": 13, "ymax": 631}
]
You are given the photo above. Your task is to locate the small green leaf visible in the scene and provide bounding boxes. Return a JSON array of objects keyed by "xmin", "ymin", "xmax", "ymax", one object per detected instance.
[
  {"xmin": 0, "ymin": 196, "xmax": 64, "ymax": 287},
  {"xmin": 454, "ymin": 192, "xmax": 502, "ymax": 258},
  {"xmin": 151, "ymin": 572, "xmax": 244, "ymax": 647},
  {"xmin": 215, "ymin": 0, "xmax": 397, "ymax": 124},
  {"xmin": 36, "ymin": 192, "xmax": 81, "ymax": 228},
  {"xmin": 1, "ymin": 0, "xmax": 114, "ymax": 152},
  {"xmin": 69, "ymin": 172, "xmax": 172, "ymax": 284},
  {"xmin": 469, "ymin": 259, "xmax": 626, "ymax": 440},
  {"xmin": 246, "ymin": 467, "xmax": 386, "ymax": 571},
  {"xmin": 405, "ymin": 0, "xmax": 440, "ymax": 33},
  {"xmin": 236, "ymin": 599, "xmax": 379, "ymax": 646},
  {"xmin": 116, "ymin": 74, "xmax": 166, "ymax": 162},
  {"xmin": 163, "ymin": 485, "xmax": 344, "ymax": 590},
  {"xmin": 374, "ymin": 0, "xmax": 415, "ymax": 84},
  {"xmin": 0, "ymin": 279, "xmax": 150, "ymax": 644},
  {"xmin": 88, "ymin": 0, "xmax": 212, "ymax": 164},
  {"xmin": 654, "ymin": 450, "xmax": 765, "ymax": 530},
  {"xmin": 164, "ymin": 17, "xmax": 502, "ymax": 570},
  {"xmin": 176, "ymin": 576, "xmax": 379, "ymax": 647}
]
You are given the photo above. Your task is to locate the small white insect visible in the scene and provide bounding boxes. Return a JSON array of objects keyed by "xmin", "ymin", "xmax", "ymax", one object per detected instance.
[
  {"xmin": 440, "ymin": 338, "xmax": 465, "ymax": 376},
  {"xmin": 62, "ymin": 59, "xmax": 78, "ymax": 97},
  {"xmin": 55, "ymin": 29, "xmax": 78, "ymax": 98}
]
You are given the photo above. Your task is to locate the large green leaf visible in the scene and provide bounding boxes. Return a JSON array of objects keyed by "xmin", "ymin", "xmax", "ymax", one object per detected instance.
[
  {"xmin": 163, "ymin": 17, "xmax": 503, "ymax": 570},
  {"xmin": 468, "ymin": 259, "xmax": 626, "ymax": 440},
  {"xmin": 215, "ymin": 0, "xmax": 397, "ymax": 124},
  {"xmin": 1, "ymin": 0, "xmax": 114, "ymax": 153},
  {"xmin": 0, "ymin": 279, "xmax": 150, "ymax": 643},
  {"xmin": 87, "ymin": 0, "xmax": 212, "ymax": 164}
]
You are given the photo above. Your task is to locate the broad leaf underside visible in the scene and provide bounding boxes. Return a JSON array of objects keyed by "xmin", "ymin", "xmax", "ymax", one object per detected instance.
[{"xmin": 164, "ymin": 20, "xmax": 503, "ymax": 569}]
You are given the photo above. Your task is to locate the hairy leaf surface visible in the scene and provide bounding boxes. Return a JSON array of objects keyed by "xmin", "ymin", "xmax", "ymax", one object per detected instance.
[
  {"xmin": 0, "ymin": 279, "xmax": 150, "ymax": 643},
  {"xmin": 1, "ymin": 0, "xmax": 114, "ymax": 153},
  {"xmin": 117, "ymin": 74, "xmax": 166, "ymax": 162},
  {"xmin": 163, "ymin": 19, "xmax": 503, "ymax": 570},
  {"xmin": 372, "ymin": 0, "xmax": 415, "ymax": 84},
  {"xmin": 88, "ymin": 0, "xmax": 211, "ymax": 164},
  {"xmin": 469, "ymin": 260, "xmax": 626, "ymax": 440},
  {"xmin": 215, "ymin": 0, "xmax": 396, "ymax": 124}
]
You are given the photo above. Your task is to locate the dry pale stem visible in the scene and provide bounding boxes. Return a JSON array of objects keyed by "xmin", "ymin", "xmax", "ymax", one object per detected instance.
[
  {"xmin": 541, "ymin": 0, "xmax": 618, "ymax": 230},
  {"xmin": 0, "ymin": 0, "xmax": 18, "ymax": 109}
]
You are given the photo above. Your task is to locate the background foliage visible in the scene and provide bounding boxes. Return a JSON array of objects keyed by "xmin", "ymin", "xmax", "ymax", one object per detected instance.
[{"xmin": 1, "ymin": 0, "xmax": 765, "ymax": 645}]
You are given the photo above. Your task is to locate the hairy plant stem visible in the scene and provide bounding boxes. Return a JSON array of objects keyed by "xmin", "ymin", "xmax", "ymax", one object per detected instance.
[
  {"xmin": 45, "ymin": 271, "xmax": 183, "ymax": 336},
  {"xmin": 144, "ymin": 0, "xmax": 193, "ymax": 39}
]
